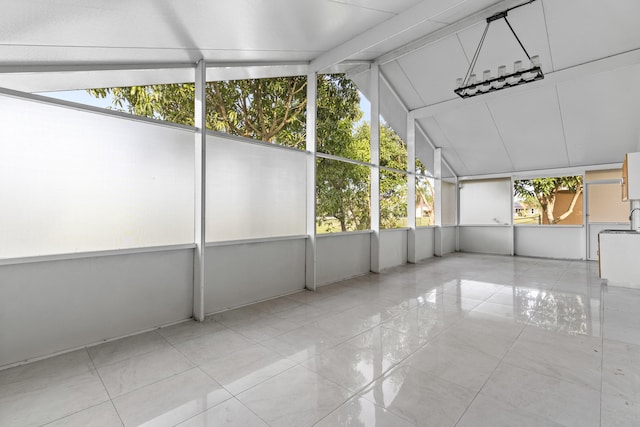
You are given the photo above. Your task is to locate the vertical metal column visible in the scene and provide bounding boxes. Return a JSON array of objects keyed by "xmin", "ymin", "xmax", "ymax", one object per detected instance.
[
  {"xmin": 434, "ymin": 148, "xmax": 443, "ymax": 256},
  {"xmin": 305, "ymin": 72, "xmax": 317, "ymax": 291},
  {"xmin": 407, "ymin": 117, "xmax": 417, "ymax": 263},
  {"xmin": 370, "ymin": 64, "xmax": 381, "ymax": 273},
  {"xmin": 193, "ymin": 59, "xmax": 206, "ymax": 321}
]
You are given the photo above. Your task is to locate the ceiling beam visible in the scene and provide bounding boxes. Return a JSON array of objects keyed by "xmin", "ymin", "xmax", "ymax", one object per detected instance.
[
  {"xmin": 409, "ymin": 47, "xmax": 640, "ymax": 119},
  {"xmin": 311, "ymin": 0, "xmax": 525, "ymax": 73}
]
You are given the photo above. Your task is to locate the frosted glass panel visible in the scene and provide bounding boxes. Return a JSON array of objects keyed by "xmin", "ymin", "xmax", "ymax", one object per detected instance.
[
  {"xmin": 206, "ymin": 134, "xmax": 306, "ymax": 241},
  {"xmin": 442, "ymin": 181, "xmax": 457, "ymax": 225},
  {"xmin": 460, "ymin": 178, "xmax": 511, "ymax": 225},
  {"xmin": 0, "ymin": 95, "xmax": 195, "ymax": 258}
]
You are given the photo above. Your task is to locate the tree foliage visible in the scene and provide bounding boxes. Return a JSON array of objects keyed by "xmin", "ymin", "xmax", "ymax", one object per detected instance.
[{"xmin": 514, "ymin": 176, "xmax": 583, "ymax": 224}]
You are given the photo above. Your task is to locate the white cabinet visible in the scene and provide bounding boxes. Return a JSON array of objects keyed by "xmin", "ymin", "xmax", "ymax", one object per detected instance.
[{"xmin": 599, "ymin": 230, "xmax": 640, "ymax": 288}]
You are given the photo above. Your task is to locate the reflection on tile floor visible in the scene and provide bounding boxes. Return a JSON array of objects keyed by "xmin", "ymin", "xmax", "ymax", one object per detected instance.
[{"xmin": 2, "ymin": 253, "xmax": 640, "ymax": 426}]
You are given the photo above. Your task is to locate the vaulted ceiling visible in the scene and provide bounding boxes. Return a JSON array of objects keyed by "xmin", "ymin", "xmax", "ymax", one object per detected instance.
[{"xmin": 2, "ymin": 0, "xmax": 639, "ymax": 177}]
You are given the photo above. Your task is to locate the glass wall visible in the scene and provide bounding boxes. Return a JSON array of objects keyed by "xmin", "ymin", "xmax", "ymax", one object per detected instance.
[
  {"xmin": 0, "ymin": 95, "xmax": 195, "ymax": 258},
  {"xmin": 206, "ymin": 134, "xmax": 306, "ymax": 241}
]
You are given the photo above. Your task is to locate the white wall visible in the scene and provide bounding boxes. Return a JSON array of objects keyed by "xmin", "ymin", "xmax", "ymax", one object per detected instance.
[
  {"xmin": 514, "ymin": 226, "xmax": 585, "ymax": 259},
  {"xmin": 380, "ymin": 229, "xmax": 408, "ymax": 270},
  {"xmin": 204, "ymin": 238, "xmax": 306, "ymax": 314},
  {"xmin": 459, "ymin": 226, "xmax": 513, "ymax": 255},
  {"xmin": 435, "ymin": 226, "xmax": 457, "ymax": 256},
  {"xmin": 0, "ymin": 248, "xmax": 194, "ymax": 368},
  {"xmin": 415, "ymin": 227, "xmax": 435, "ymax": 261},
  {"xmin": 317, "ymin": 232, "xmax": 371, "ymax": 286}
]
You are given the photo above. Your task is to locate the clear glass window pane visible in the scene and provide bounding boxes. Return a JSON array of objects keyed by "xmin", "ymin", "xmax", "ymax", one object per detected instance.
[
  {"xmin": 316, "ymin": 158, "xmax": 370, "ymax": 233},
  {"xmin": 514, "ymin": 176, "xmax": 583, "ymax": 225},
  {"xmin": 381, "ymin": 169, "xmax": 408, "ymax": 229},
  {"xmin": 416, "ymin": 176, "xmax": 435, "ymax": 226}
]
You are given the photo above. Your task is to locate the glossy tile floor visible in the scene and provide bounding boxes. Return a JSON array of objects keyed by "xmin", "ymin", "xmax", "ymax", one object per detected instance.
[{"xmin": 2, "ymin": 253, "xmax": 640, "ymax": 426}]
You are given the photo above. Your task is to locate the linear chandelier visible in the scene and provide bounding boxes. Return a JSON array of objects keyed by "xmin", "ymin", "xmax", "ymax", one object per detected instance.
[{"xmin": 455, "ymin": 0, "xmax": 542, "ymax": 99}]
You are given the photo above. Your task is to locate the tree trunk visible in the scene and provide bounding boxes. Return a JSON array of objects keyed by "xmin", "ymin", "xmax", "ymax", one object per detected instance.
[{"xmin": 552, "ymin": 187, "xmax": 583, "ymax": 224}]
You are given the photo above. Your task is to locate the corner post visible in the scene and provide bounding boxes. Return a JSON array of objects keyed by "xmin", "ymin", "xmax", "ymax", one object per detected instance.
[
  {"xmin": 305, "ymin": 72, "xmax": 318, "ymax": 290},
  {"xmin": 370, "ymin": 64, "xmax": 381, "ymax": 273},
  {"xmin": 407, "ymin": 116, "xmax": 417, "ymax": 263},
  {"xmin": 193, "ymin": 59, "xmax": 206, "ymax": 321}
]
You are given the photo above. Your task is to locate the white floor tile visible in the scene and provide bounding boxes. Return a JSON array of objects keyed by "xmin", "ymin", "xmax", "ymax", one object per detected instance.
[
  {"xmin": 88, "ymin": 331, "xmax": 169, "ymax": 367},
  {"xmin": 315, "ymin": 396, "xmax": 415, "ymax": 427},
  {"xmin": 301, "ymin": 326, "xmax": 424, "ymax": 393},
  {"xmin": 236, "ymin": 365, "xmax": 351, "ymax": 427},
  {"xmin": 112, "ymin": 368, "xmax": 231, "ymax": 427},
  {"xmin": 198, "ymin": 344, "xmax": 295, "ymax": 395},
  {"xmin": 97, "ymin": 346, "xmax": 193, "ymax": 397},
  {"xmin": 481, "ymin": 363, "xmax": 600, "ymax": 427},
  {"xmin": 0, "ymin": 369, "xmax": 109, "ymax": 427},
  {"xmin": 43, "ymin": 401, "xmax": 123, "ymax": 427},
  {"xmin": 360, "ymin": 365, "xmax": 476, "ymax": 427},
  {"xmin": 175, "ymin": 398, "xmax": 268, "ymax": 427}
]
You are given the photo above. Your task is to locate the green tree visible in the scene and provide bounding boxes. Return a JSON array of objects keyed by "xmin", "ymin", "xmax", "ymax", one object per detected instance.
[
  {"xmin": 514, "ymin": 176, "xmax": 583, "ymax": 224},
  {"xmin": 89, "ymin": 74, "xmax": 359, "ymax": 150}
]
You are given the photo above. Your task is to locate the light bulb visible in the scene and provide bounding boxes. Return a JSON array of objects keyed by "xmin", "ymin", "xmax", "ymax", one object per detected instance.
[
  {"xmin": 513, "ymin": 60, "xmax": 523, "ymax": 73},
  {"xmin": 456, "ymin": 78, "xmax": 463, "ymax": 88},
  {"xmin": 493, "ymin": 65, "xmax": 507, "ymax": 89},
  {"xmin": 530, "ymin": 55, "xmax": 541, "ymax": 68},
  {"xmin": 469, "ymin": 74, "xmax": 477, "ymax": 85}
]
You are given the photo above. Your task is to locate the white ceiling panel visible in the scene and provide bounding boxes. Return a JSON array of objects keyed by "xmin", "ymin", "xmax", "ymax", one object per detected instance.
[
  {"xmin": 543, "ymin": 0, "xmax": 640, "ymax": 70},
  {"xmin": 487, "ymin": 85, "xmax": 568, "ymax": 171},
  {"xmin": 0, "ymin": 0, "xmax": 395, "ymax": 66},
  {"xmin": 431, "ymin": 0, "xmax": 502, "ymax": 24},
  {"xmin": 397, "ymin": 35, "xmax": 469, "ymax": 106},
  {"xmin": 434, "ymin": 102, "xmax": 514, "ymax": 175},
  {"xmin": 456, "ymin": 1, "xmax": 552, "ymax": 77},
  {"xmin": 380, "ymin": 61, "xmax": 424, "ymax": 110},
  {"xmin": 558, "ymin": 64, "xmax": 640, "ymax": 167},
  {"xmin": 328, "ymin": 0, "xmax": 424, "ymax": 15}
]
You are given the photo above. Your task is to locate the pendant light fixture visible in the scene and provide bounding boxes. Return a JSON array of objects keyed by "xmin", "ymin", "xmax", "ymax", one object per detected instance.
[{"xmin": 455, "ymin": 0, "xmax": 542, "ymax": 99}]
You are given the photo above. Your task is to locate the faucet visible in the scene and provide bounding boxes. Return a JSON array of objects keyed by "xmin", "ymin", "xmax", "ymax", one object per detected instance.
[{"xmin": 630, "ymin": 208, "xmax": 640, "ymax": 221}]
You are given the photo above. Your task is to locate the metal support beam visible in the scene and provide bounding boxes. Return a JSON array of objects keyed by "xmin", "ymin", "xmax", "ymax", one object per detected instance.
[
  {"xmin": 407, "ymin": 117, "xmax": 417, "ymax": 263},
  {"xmin": 434, "ymin": 148, "xmax": 443, "ymax": 256},
  {"xmin": 193, "ymin": 59, "xmax": 207, "ymax": 321},
  {"xmin": 370, "ymin": 64, "xmax": 381, "ymax": 273},
  {"xmin": 305, "ymin": 72, "xmax": 317, "ymax": 291}
]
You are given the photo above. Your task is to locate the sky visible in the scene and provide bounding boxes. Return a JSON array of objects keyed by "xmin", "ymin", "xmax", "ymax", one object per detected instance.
[{"xmin": 39, "ymin": 90, "xmax": 114, "ymax": 109}]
